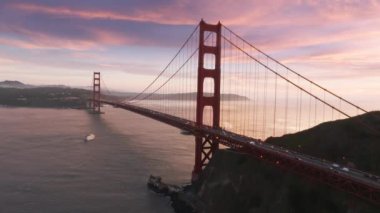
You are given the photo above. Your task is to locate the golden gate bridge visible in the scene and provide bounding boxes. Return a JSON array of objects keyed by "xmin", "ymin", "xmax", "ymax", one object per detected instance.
[{"xmin": 89, "ymin": 20, "xmax": 380, "ymax": 205}]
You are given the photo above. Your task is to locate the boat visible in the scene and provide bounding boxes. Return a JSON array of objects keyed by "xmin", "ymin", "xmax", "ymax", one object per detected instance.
[{"xmin": 85, "ymin": 133, "xmax": 95, "ymax": 142}]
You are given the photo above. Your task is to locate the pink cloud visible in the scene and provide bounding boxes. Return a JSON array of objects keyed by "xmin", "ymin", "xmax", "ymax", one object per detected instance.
[
  {"xmin": 0, "ymin": 57, "xmax": 16, "ymax": 65},
  {"xmin": 7, "ymin": 1, "xmax": 380, "ymax": 52},
  {"xmin": 10, "ymin": 3, "xmax": 195, "ymax": 25},
  {"xmin": 0, "ymin": 30, "xmax": 97, "ymax": 50},
  {"xmin": 220, "ymin": 0, "xmax": 380, "ymax": 27},
  {"xmin": 0, "ymin": 26, "xmax": 149, "ymax": 50},
  {"xmin": 1, "ymin": 0, "xmax": 380, "ymax": 99}
]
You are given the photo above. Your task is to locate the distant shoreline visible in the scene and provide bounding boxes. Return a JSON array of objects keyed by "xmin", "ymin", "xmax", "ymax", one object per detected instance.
[
  {"xmin": 0, "ymin": 80, "xmax": 250, "ymax": 109},
  {"xmin": 0, "ymin": 105, "xmax": 87, "ymax": 110},
  {"xmin": 0, "ymin": 86, "xmax": 90, "ymax": 109}
]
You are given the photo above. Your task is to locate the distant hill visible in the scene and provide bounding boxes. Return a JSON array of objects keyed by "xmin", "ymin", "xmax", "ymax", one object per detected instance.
[
  {"xmin": 0, "ymin": 80, "xmax": 250, "ymax": 108},
  {"xmin": 0, "ymin": 87, "xmax": 91, "ymax": 109},
  {"xmin": 0, "ymin": 80, "xmax": 34, "ymax": 89},
  {"xmin": 104, "ymin": 91, "xmax": 137, "ymax": 98},
  {"xmin": 112, "ymin": 92, "xmax": 249, "ymax": 101},
  {"xmin": 0, "ymin": 80, "xmax": 69, "ymax": 89}
]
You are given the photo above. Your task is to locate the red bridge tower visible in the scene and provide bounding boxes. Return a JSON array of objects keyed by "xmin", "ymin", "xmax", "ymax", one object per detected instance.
[
  {"xmin": 192, "ymin": 20, "xmax": 222, "ymax": 181},
  {"xmin": 92, "ymin": 72, "xmax": 101, "ymax": 114}
]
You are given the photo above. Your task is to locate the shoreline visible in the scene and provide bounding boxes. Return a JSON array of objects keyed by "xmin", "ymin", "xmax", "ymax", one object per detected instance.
[{"xmin": 0, "ymin": 105, "xmax": 88, "ymax": 110}]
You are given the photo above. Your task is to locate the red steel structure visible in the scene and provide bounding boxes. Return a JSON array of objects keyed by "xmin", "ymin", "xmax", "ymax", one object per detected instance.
[
  {"xmin": 192, "ymin": 20, "xmax": 222, "ymax": 181},
  {"xmin": 92, "ymin": 72, "xmax": 101, "ymax": 114},
  {"xmin": 90, "ymin": 20, "xmax": 380, "ymax": 205}
]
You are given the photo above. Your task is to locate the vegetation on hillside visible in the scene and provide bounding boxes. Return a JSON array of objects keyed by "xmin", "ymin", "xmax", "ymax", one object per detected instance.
[
  {"xmin": 176, "ymin": 112, "xmax": 380, "ymax": 213},
  {"xmin": 188, "ymin": 150, "xmax": 378, "ymax": 213},
  {"xmin": 266, "ymin": 111, "xmax": 380, "ymax": 175},
  {"xmin": 0, "ymin": 87, "xmax": 90, "ymax": 109}
]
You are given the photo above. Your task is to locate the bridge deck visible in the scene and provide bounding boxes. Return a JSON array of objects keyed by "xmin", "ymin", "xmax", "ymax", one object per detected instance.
[{"xmin": 100, "ymin": 100, "xmax": 380, "ymax": 205}]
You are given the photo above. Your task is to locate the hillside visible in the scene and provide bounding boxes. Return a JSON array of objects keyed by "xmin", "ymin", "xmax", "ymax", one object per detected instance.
[
  {"xmin": 266, "ymin": 111, "xmax": 380, "ymax": 175},
  {"xmin": 0, "ymin": 80, "xmax": 33, "ymax": 89},
  {"xmin": 184, "ymin": 150, "xmax": 378, "ymax": 213},
  {"xmin": 169, "ymin": 112, "xmax": 380, "ymax": 213},
  {"xmin": 0, "ymin": 87, "xmax": 90, "ymax": 109}
]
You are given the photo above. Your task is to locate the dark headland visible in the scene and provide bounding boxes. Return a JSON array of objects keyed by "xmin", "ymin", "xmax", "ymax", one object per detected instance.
[
  {"xmin": 150, "ymin": 112, "xmax": 380, "ymax": 213},
  {"xmin": 0, "ymin": 80, "xmax": 248, "ymax": 109},
  {"xmin": 0, "ymin": 81, "xmax": 90, "ymax": 109}
]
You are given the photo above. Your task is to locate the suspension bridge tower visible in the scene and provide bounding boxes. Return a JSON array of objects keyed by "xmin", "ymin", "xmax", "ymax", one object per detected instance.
[
  {"xmin": 192, "ymin": 20, "xmax": 222, "ymax": 181},
  {"xmin": 91, "ymin": 72, "xmax": 102, "ymax": 114}
]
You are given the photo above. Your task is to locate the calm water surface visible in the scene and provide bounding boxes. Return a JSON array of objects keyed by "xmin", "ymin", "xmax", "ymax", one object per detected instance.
[{"xmin": 0, "ymin": 106, "xmax": 195, "ymax": 213}]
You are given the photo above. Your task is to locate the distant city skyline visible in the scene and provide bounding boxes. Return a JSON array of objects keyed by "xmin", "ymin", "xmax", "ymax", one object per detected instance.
[{"xmin": 1, "ymin": 0, "xmax": 380, "ymax": 110}]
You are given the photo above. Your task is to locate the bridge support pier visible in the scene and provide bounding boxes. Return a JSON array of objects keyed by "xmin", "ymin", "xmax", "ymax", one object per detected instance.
[
  {"xmin": 192, "ymin": 20, "xmax": 222, "ymax": 181},
  {"xmin": 91, "ymin": 72, "xmax": 101, "ymax": 114}
]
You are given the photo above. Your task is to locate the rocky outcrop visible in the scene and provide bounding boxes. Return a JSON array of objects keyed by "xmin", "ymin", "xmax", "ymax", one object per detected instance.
[
  {"xmin": 186, "ymin": 149, "xmax": 378, "ymax": 213},
  {"xmin": 147, "ymin": 175, "xmax": 196, "ymax": 213}
]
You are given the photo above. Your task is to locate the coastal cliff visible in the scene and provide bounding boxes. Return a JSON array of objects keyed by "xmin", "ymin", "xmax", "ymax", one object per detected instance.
[
  {"xmin": 185, "ymin": 150, "xmax": 378, "ymax": 213},
  {"xmin": 160, "ymin": 112, "xmax": 380, "ymax": 213}
]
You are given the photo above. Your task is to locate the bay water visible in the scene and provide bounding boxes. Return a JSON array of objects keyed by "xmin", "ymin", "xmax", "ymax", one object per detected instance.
[{"xmin": 0, "ymin": 106, "xmax": 195, "ymax": 213}]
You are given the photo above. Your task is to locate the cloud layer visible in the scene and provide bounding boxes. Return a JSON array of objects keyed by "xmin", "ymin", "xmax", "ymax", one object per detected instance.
[{"xmin": 0, "ymin": 0, "xmax": 379, "ymax": 97}]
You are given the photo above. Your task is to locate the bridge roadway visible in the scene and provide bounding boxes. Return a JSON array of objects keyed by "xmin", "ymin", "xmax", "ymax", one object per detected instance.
[{"xmin": 100, "ymin": 99, "xmax": 380, "ymax": 205}]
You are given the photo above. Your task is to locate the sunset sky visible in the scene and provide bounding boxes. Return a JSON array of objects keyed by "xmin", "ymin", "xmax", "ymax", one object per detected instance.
[{"xmin": 1, "ymin": 0, "xmax": 380, "ymax": 110}]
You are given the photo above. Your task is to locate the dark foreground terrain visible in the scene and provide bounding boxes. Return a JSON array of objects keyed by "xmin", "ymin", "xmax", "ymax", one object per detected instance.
[{"xmin": 153, "ymin": 112, "xmax": 380, "ymax": 213}]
